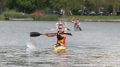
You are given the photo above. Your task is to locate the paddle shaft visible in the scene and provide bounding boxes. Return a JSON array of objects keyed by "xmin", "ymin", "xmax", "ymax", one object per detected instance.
[{"xmin": 30, "ymin": 32, "xmax": 72, "ymax": 37}]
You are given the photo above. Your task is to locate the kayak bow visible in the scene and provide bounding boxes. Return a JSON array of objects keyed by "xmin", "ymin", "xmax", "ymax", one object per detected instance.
[{"xmin": 53, "ymin": 44, "xmax": 66, "ymax": 53}]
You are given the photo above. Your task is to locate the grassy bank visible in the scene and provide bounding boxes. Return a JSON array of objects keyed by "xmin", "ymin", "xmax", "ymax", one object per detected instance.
[
  {"xmin": 63, "ymin": 16, "xmax": 120, "ymax": 19},
  {"xmin": 62, "ymin": 16, "xmax": 120, "ymax": 22},
  {"xmin": 33, "ymin": 14, "xmax": 58, "ymax": 21},
  {"xmin": 0, "ymin": 15, "xmax": 5, "ymax": 20},
  {"xmin": 0, "ymin": 10, "xmax": 59, "ymax": 21},
  {"xmin": 0, "ymin": 11, "xmax": 120, "ymax": 21}
]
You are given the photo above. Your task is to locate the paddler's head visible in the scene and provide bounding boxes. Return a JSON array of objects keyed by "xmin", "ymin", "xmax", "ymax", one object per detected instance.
[
  {"xmin": 58, "ymin": 26, "xmax": 64, "ymax": 32},
  {"xmin": 76, "ymin": 19, "xmax": 80, "ymax": 22}
]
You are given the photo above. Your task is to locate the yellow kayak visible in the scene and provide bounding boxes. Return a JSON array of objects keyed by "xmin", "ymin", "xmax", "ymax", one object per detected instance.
[{"xmin": 53, "ymin": 44, "xmax": 66, "ymax": 53}]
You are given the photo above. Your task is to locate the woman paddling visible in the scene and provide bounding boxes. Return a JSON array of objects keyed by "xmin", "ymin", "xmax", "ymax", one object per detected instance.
[
  {"xmin": 73, "ymin": 19, "xmax": 82, "ymax": 31},
  {"xmin": 56, "ymin": 19, "xmax": 70, "ymax": 31},
  {"xmin": 71, "ymin": 17, "xmax": 82, "ymax": 31},
  {"xmin": 46, "ymin": 26, "xmax": 67, "ymax": 47}
]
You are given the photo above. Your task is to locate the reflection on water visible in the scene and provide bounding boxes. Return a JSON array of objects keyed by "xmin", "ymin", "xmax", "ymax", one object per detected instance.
[
  {"xmin": 0, "ymin": 47, "xmax": 67, "ymax": 67},
  {"xmin": 0, "ymin": 44, "xmax": 120, "ymax": 67},
  {"xmin": 0, "ymin": 21, "xmax": 120, "ymax": 67},
  {"xmin": 26, "ymin": 40, "xmax": 68, "ymax": 67}
]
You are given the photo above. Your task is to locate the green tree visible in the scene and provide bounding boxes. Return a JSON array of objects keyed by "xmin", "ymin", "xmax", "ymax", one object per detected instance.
[
  {"xmin": 5, "ymin": 0, "xmax": 17, "ymax": 9},
  {"xmin": 5, "ymin": 0, "xmax": 52, "ymax": 13},
  {"xmin": 50, "ymin": 0, "xmax": 83, "ymax": 15},
  {"xmin": 16, "ymin": 0, "xmax": 36, "ymax": 13}
]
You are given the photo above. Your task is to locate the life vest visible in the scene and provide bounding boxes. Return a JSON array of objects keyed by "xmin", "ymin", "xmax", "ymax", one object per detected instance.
[{"xmin": 57, "ymin": 31, "xmax": 66, "ymax": 47}]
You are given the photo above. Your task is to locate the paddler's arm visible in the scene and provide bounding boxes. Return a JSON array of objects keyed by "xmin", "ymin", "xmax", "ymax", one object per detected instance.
[{"xmin": 45, "ymin": 33, "xmax": 57, "ymax": 37}]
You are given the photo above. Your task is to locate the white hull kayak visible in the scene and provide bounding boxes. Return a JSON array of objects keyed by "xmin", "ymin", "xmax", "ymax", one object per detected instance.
[{"xmin": 53, "ymin": 45, "xmax": 66, "ymax": 53}]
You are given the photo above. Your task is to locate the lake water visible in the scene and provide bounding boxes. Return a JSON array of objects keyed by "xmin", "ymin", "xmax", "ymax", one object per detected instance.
[{"xmin": 0, "ymin": 21, "xmax": 120, "ymax": 67}]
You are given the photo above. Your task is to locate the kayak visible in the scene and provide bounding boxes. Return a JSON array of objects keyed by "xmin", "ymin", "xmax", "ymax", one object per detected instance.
[{"xmin": 53, "ymin": 44, "xmax": 66, "ymax": 53}]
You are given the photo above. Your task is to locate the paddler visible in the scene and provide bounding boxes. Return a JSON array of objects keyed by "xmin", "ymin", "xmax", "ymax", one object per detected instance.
[
  {"xmin": 46, "ymin": 25, "xmax": 66, "ymax": 47},
  {"xmin": 56, "ymin": 19, "xmax": 70, "ymax": 31},
  {"xmin": 56, "ymin": 19, "xmax": 65, "ymax": 30},
  {"xmin": 71, "ymin": 17, "xmax": 82, "ymax": 31}
]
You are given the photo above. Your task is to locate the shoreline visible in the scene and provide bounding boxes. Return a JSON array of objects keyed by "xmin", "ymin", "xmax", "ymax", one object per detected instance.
[
  {"xmin": 80, "ymin": 19, "xmax": 120, "ymax": 22},
  {"xmin": 61, "ymin": 18, "xmax": 120, "ymax": 22},
  {"xmin": 1, "ymin": 18, "xmax": 120, "ymax": 22}
]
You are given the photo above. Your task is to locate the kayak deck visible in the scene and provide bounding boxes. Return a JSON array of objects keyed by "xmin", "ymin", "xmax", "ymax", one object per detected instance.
[{"xmin": 53, "ymin": 45, "xmax": 66, "ymax": 53}]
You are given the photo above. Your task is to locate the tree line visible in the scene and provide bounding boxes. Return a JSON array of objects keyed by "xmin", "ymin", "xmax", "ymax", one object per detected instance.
[{"xmin": 1, "ymin": 0, "xmax": 120, "ymax": 15}]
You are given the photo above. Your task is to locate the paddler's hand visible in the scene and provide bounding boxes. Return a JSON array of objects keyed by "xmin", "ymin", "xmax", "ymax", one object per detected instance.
[
  {"xmin": 66, "ymin": 33, "xmax": 72, "ymax": 36},
  {"xmin": 45, "ymin": 34, "xmax": 49, "ymax": 36}
]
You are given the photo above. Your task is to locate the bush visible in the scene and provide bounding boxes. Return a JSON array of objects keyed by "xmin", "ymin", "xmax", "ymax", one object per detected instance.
[
  {"xmin": 3, "ymin": 10, "xmax": 30, "ymax": 18},
  {"xmin": 0, "ymin": 15, "xmax": 4, "ymax": 20}
]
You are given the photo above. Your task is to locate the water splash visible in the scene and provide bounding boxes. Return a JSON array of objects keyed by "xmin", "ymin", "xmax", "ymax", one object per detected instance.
[{"xmin": 26, "ymin": 38, "xmax": 38, "ymax": 51}]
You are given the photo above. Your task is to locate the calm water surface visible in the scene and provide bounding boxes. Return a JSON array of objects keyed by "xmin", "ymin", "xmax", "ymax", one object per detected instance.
[{"xmin": 0, "ymin": 21, "xmax": 120, "ymax": 67}]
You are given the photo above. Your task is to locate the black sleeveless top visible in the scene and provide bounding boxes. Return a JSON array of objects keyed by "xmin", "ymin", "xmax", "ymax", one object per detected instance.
[{"xmin": 57, "ymin": 31, "xmax": 64, "ymax": 40}]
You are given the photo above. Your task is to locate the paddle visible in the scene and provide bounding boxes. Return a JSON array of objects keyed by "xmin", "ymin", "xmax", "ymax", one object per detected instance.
[
  {"xmin": 66, "ymin": 27, "xmax": 70, "ymax": 31},
  {"xmin": 30, "ymin": 32, "xmax": 72, "ymax": 37},
  {"xmin": 74, "ymin": 25, "xmax": 82, "ymax": 31},
  {"xmin": 78, "ymin": 27, "xmax": 82, "ymax": 31}
]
